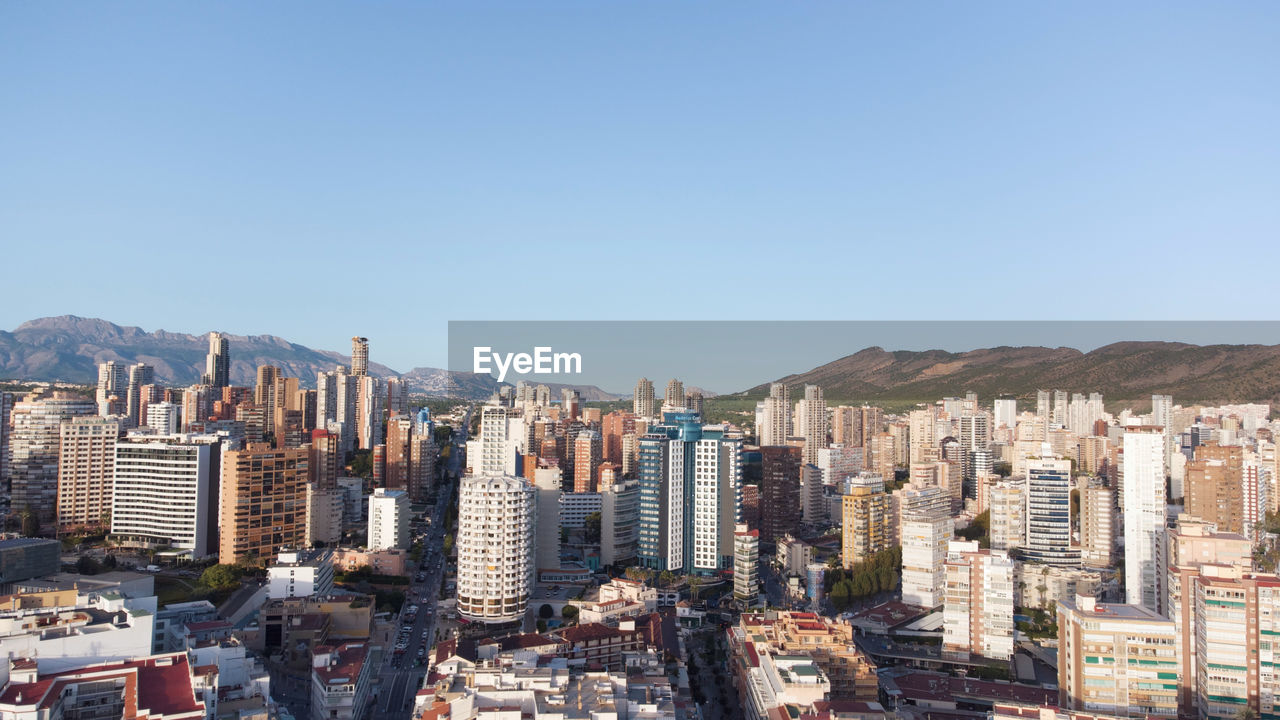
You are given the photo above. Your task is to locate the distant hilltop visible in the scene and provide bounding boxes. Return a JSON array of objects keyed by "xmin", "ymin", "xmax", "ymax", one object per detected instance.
[
  {"xmin": 0, "ymin": 316, "xmax": 625, "ymax": 401},
  {"xmin": 750, "ymin": 342, "xmax": 1280, "ymax": 411}
]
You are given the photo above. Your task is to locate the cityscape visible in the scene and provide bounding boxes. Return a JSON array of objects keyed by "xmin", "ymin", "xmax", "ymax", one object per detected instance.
[
  {"xmin": 0, "ymin": 329, "xmax": 1278, "ymax": 720},
  {"xmin": 4, "ymin": 3, "xmax": 1277, "ymax": 720}
]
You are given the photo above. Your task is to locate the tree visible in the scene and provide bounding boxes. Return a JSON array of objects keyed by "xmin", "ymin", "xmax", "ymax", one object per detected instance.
[
  {"xmin": 200, "ymin": 564, "xmax": 243, "ymax": 590},
  {"xmin": 829, "ymin": 581, "xmax": 852, "ymax": 611},
  {"xmin": 76, "ymin": 555, "xmax": 101, "ymax": 575},
  {"xmin": 20, "ymin": 505, "xmax": 40, "ymax": 538},
  {"xmin": 561, "ymin": 604, "xmax": 579, "ymax": 621},
  {"xmin": 583, "ymin": 512, "xmax": 602, "ymax": 544},
  {"xmin": 539, "ymin": 604, "xmax": 554, "ymax": 619}
]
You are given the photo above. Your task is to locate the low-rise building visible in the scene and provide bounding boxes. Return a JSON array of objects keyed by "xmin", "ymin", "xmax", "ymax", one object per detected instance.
[
  {"xmin": 330, "ymin": 547, "xmax": 411, "ymax": 577},
  {"xmin": 1015, "ymin": 564, "xmax": 1102, "ymax": 612},
  {"xmin": 310, "ymin": 642, "xmax": 372, "ymax": 720},
  {"xmin": 268, "ymin": 548, "xmax": 335, "ymax": 599},
  {"xmin": 0, "ymin": 653, "xmax": 206, "ymax": 720},
  {"xmin": 733, "ymin": 612, "xmax": 878, "ymax": 701},
  {"xmin": 776, "ymin": 534, "xmax": 813, "ymax": 576},
  {"xmin": 0, "ymin": 590, "xmax": 157, "ymax": 685}
]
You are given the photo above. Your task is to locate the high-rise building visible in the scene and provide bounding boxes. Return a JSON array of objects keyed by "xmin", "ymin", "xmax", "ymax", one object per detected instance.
[
  {"xmin": 899, "ymin": 484, "xmax": 952, "ymax": 608},
  {"xmin": 801, "ymin": 385, "xmax": 827, "ymax": 466},
  {"xmin": 350, "ymin": 336, "xmax": 369, "ymax": 376},
  {"xmin": 532, "ymin": 465, "xmax": 562, "ymax": 571},
  {"xmin": 409, "ymin": 432, "xmax": 438, "ymax": 503},
  {"xmin": 601, "ymin": 411, "xmax": 635, "ymax": 467},
  {"xmin": 355, "ymin": 375, "xmax": 383, "ymax": 450},
  {"xmin": 125, "ymin": 363, "xmax": 154, "ymax": 428},
  {"xmin": 96, "ymin": 361, "xmax": 127, "ymax": 415},
  {"xmin": 474, "ymin": 405, "xmax": 526, "ymax": 477},
  {"xmin": 759, "ymin": 445, "xmax": 802, "ymax": 543},
  {"xmin": 993, "ymin": 396, "xmax": 1017, "ymax": 430},
  {"xmin": 1057, "ymin": 596, "xmax": 1178, "ymax": 718},
  {"xmin": 684, "ymin": 391, "xmax": 704, "ymax": 417},
  {"xmin": 385, "ymin": 377, "xmax": 408, "ymax": 418},
  {"xmin": 180, "ymin": 384, "xmax": 212, "ymax": 432},
  {"xmin": 1165, "ymin": 518, "xmax": 1253, "ymax": 715},
  {"xmin": 204, "ymin": 331, "xmax": 230, "ymax": 388},
  {"xmin": 636, "ymin": 412, "xmax": 742, "ymax": 574},
  {"xmin": 733, "ymin": 524, "xmax": 759, "ymax": 606},
  {"xmin": 367, "ymin": 488, "xmax": 409, "ymax": 551},
  {"xmin": 987, "ymin": 482, "xmax": 1026, "ymax": 551},
  {"xmin": 56, "ymin": 416, "xmax": 122, "ymax": 533},
  {"xmin": 1079, "ymin": 482, "xmax": 1114, "ymax": 568},
  {"xmin": 146, "ymin": 401, "xmax": 180, "ymax": 435},
  {"xmin": 1024, "ymin": 455, "xmax": 1078, "ymax": 566},
  {"xmin": 456, "ymin": 475, "xmax": 535, "ymax": 624},
  {"xmin": 384, "ymin": 415, "xmax": 414, "ymax": 491},
  {"xmin": 572, "ymin": 429, "xmax": 602, "ymax": 493},
  {"xmin": 760, "ymin": 383, "xmax": 791, "ymax": 447},
  {"xmin": 111, "ymin": 435, "xmax": 219, "ymax": 558},
  {"xmin": 633, "ymin": 378, "xmax": 655, "ymax": 418},
  {"xmin": 8, "ymin": 391, "xmax": 96, "ymax": 524},
  {"xmin": 841, "ymin": 486, "xmax": 891, "ymax": 567},
  {"xmin": 219, "ymin": 443, "xmax": 309, "ymax": 564},
  {"xmin": 1124, "ymin": 427, "xmax": 1168, "ymax": 611},
  {"xmin": 600, "ymin": 478, "xmax": 640, "ymax": 567},
  {"xmin": 943, "ymin": 540, "xmax": 1015, "ymax": 660},
  {"xmin": 1184, "ymin": 442, "xmax": 1244, "ymax": 535},
  {"xmin": 663, "ymin": 379, "xmax": 685, "ymax": 409}
]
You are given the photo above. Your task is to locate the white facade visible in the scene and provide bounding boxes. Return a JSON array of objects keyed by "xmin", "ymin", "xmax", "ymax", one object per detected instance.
[
  {"xmin": 476, "ymin": 405, "xmax": 526, "ymax": 477},
  {"xmin": 988, "ymin": 482, "xmax": 1025, "ymax": 551},
  {"xmin": 111, "ymin": 437, "xmax": 216, "ymax": 558},
  {"xmin": 1024, "ymin": 456, "xmax": 1078, "ymax": 565},
  {"xmin": 533, "ymin": 467, "xmax": 562, "ymax": 571},
  {"xmin": 456, "ymin": 475, "xmax": 535, "ymax": 624},
  {"xmin": 268, "ymin": 549, "xmax": 335, "ymax": 599},
  {"xmin": 367, "ymin": 488, "xmax": 409, "ymax": 551},
  {"xmin": 146, "ymin": 401, "xmax": 180, "ymax": 435},
  {"xmin": 1124, "ymin": 429, "xmax": 1168, "ymax": 611},
  {"xmin": 560, "ymin": 492, "xmax": 603, "ymax": 529},
  {"xmin": 993, "ymin": 397, "xmax": 1017, "ymax": 430},
  {"xmin": 901, "ymin": 515, "xmax": 952, "ymax": 608},
  {"xmin": 733, "ymin": 524, "xmax": 759, "ymax": 604},
  {"xmin": 943, "ymin": 540, "xmax": 1014, "ymax": 660},
  {"xmin": 0, "ymin": 592, "xmax": 157, "ymax": 685}
]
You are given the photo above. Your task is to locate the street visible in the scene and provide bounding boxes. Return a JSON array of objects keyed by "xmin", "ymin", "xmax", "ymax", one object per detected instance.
[{"xmin": 373, "ymin": 410, "xmax": 468, "ymax": 719}]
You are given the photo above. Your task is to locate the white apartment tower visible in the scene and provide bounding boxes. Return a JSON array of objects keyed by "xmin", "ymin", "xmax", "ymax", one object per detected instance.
[
  {"xmin": 801, "ymin": 385, "xmax": 828, "ymax": 466},
  {"xmin": 111, "ymin": 436, "xmax": 217, "ymax": 558},
  {"xmin": 1123, "ymin": 427, "xmax": 1168, "ymax": 611},
  {"xmin": 367, "ymin": 488, "xmax": 409, "ymax": 551},
  {"xmin": 456, "ymin": 475, "xmax": 535, "ymax": 624},
  {"xmin": 633, "ymin": 378, "xmax": 655, "ymax": 418}
]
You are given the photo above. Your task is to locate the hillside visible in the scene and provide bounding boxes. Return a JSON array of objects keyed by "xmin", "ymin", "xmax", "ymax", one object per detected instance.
[
  {"xmin": 748, "ymin": 342, "xmax": 1280, "ymax": 411},
  {"xmin": 0, "ymin": 316, "xmax": 626, "ymax": 400}
]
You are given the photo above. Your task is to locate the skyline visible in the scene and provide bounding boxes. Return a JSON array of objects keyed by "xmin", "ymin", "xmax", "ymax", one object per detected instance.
[
  {"xmin": 9, "ymin": 315, "xmax": 1280, "ymax": 397},
  {"xmin": 4, "ymin": 2, "xmax": 1280, "ymax": 372}
]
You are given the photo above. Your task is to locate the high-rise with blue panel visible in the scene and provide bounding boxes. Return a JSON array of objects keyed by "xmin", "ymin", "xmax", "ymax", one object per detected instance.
[{"xmin": 636, "ymin": 411, "xmax": 742, "ymax": 574}]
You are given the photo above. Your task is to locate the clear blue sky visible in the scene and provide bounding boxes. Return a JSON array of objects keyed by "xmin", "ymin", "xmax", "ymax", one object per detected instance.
[{"xmin": 2, "ymin": 2, "xmax": 1278, "ymax": 372}]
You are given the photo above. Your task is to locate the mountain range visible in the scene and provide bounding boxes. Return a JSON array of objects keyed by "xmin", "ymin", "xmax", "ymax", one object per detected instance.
[
  {"xmin": 0, "ymin": 317, "xmax": 624, "ymax": 401},
  {"xmin": 7, "ymin": 317, "xmax": 1278, "ymax": 410},
  {"xmin": 752, "ymin": 342, "xmax": 1280, "ymax": 411}
]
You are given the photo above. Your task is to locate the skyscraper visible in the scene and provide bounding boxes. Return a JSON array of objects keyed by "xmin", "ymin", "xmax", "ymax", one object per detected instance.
[
  {"xmin": 1123, "ymin": 427, "xmax": 1168, "ymax": 611},
  {"xmin": 456, "ymin": 474, "xmax": 535, "ymax": 624},
  {"xmin": 125, "ymin": 363, "xmax": 154, "ymax": 428},
  {"xmin": 111, "ymin": 434, "xmax": 219, "ymax": 559},
  {"xmin": 637, "ymin": 412, "xmax": 742, "ymax": 573},
  {"xmin": 801, "ymin": 385, "xmax": 827, "ymax": 466},
  {"xmin": 1024, "ymin": 455, "xmax": 1078, "ymax": 566},
  {"xmin": 9, "ymin": 391, "xmax": 96, "ymax": 524},
  {"xmin": 56, "ymin": 416, "xmax": 122, "ymax": 532},
  {"xmin": 204, "ymin": 331, "xmax": 230, "ymax": 388},
  {"xmin": 760, "ymin": 383, "xmax": 791, "ymax": 447},
  {"xmin": 633, "ymin": 378, "xmax": 655, "ymax": 418},
  {"xmin": 943, "ymin": 540, "xmax": 1015, "ymax": 660},
  {"xmin": 1184, "ymin": 442, "xmax": 1244, "ymax": 535},
  {"xmin": 842, "ymin": 486, "xmax": 891, "ymax": 567},
  {"xmin": 759, "ymin": 445, "xmax": 802, "ymax": 543},
  {"xmin": 219, "ymin": 443, "xmax": 309, "ymax": 564},
  {"xmin": 96, "ymin": 361, "xmax": 126, "ymax": 415},
  {"xmin": 572, "ymin": 429, "xmax": 602, "ymax": 493},
  {"xmin": 351, "ymin": 336, "xmax": 369, "ymax": 376},
  {"xmin": 663, "ymin": 378, "xmax": 685, "ymax": 409}
]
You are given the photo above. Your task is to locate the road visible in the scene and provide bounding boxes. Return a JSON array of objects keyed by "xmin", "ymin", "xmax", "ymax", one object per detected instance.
[{"xmin": 374, "ymin": 409, "xmax": 469, "ymax": 719}]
